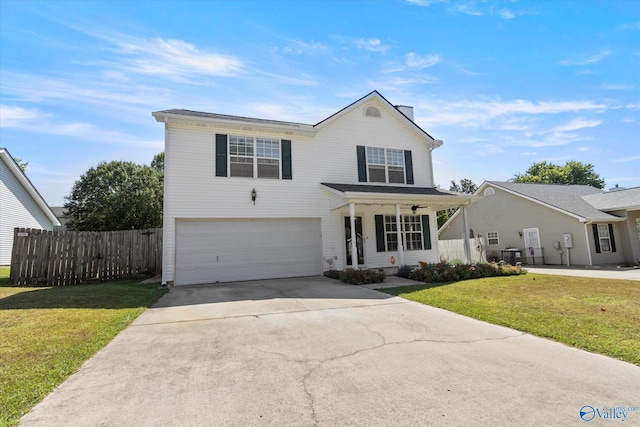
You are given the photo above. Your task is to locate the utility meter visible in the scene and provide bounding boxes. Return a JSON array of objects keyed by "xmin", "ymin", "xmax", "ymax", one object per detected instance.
[{"xmin": 563, "ymin": 233, "xmax": 573, "ymax": 249}]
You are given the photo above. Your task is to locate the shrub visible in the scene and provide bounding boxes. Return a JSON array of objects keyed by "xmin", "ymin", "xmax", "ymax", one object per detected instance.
[
  {"xmin": 409, "ymin": 262, "xmax": 525, "ymax": 284},
  {"xmin": 324, "ymin": 268, "xmax": 386, "ymax": 285},
  {"xmin": 324, "ymin": 269, "xmax": 341, "ymax": 280},
  {"xmin": 397, "ymin": 265, "xmax": 415, "ymax": 278}
]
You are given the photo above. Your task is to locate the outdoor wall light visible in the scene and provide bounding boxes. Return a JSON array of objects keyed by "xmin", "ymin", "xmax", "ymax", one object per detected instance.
[
  {"xmin": 251, "ymin": 188, "xmax": 257, "ymax": 205},
  {"xmin": 518, "ymin": 231, "xmax": 523, "ymax": 238}
]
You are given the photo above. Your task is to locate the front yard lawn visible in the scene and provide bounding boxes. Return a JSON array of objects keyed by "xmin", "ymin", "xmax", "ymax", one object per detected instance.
[
  {"xmin": 380, "ymin": 273, "xmax": 640, "ymax": 365},
  {"xmin": 0, "ymin": 266, "xmax": 166, "ymax": 426}
]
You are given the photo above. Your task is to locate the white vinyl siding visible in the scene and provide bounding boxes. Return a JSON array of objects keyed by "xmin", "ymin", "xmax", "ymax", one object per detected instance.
[{"xmin": 0, "ymin": 156, "xmax": 56, "ymax": 265}]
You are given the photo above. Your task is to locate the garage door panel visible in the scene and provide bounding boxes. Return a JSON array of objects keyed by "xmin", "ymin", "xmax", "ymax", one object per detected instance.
[{"xmin": 175, "ymin": 218, "xmax": 321, "ymax": 285}]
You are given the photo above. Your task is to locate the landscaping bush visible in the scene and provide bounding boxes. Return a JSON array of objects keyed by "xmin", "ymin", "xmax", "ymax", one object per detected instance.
[
  {"xmin": 409, "ymin": 261, "xmax": 524, "ymax": 283},
  {"xmin": 324, "ymin": 268, "xmax": 386, "ymax": 285},
  {"xmin": 397, "ymin": 265, "xmax": 415, "ymax": 278}
]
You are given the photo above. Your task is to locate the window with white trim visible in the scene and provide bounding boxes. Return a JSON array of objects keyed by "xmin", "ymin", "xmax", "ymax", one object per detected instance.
[
  {"xmin": 597, "ymin": 224, "xmax": 612, "ymax": 252},
  {"xmin": 636, "ymin": 218, "xmax": 640, "ymax": 242},
  {"xmin": 229, "ymin": 136, "xmax": 254, "ymax": 177},
  {"xmin": 256, "ymin": 138, "xmax": 280, "ymax": 178},
  {"xmin": 366, "ymin": 147, "xmax": 405, "ymax": 184},
  {"xmin": 383, "ymin": 215, "xmax": 423, "ymax": 251},
  {"xmin": 229, "ymin": 135, "xmax": 280, "ymax": 179},
  {"xmin": 486, "ymin": 231, "xmax": 499, "ymax": 245}
]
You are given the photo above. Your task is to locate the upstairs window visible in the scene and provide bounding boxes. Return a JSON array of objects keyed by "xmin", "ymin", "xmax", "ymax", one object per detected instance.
[
  {"xmin": 229, "ymin": 136, "xmax": 254, "ymax": 177},
  {"xmin": 223, "ymin": 135, "xmax": 285, "ymax": 179},
  {"xmin": 366, "ymin": 147, "xmax": 405, "ymax": 184},
  {"xmin": 256, "ymin": 138, "xmax": 280, "ymax": 179}
]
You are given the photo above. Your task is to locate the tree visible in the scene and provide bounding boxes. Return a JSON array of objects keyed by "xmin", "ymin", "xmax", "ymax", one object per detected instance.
[
  {"xmin": 437, "ymin": 179, "xmax": 478, "ymax": 228},
  {"xmin": 64, "ymin": 155, "xmax": 164, "ymax": 231},
  {"xmin": 13, "ymin": 157, "xmax": 28, "ymax": 173},
  {"xmin": 513, "ymin": 160, "xmax": 605, "ymax": 189}
]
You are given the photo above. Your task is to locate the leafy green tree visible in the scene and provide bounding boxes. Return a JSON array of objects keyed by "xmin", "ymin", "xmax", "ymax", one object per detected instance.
[
  {"xmin": 437, "ymin": 179, "xmax": 478, "ymax": 228},
  {"xmin": 13, "ymin": 157, "xmax": 28, "ymax": 173},
  {"xmin": 513, "ymin": 161, "xmax": 605, "ymax": 189},
  {"xmin": 64, "ymin": 155, "xmax": 164, "ymax": 231}
]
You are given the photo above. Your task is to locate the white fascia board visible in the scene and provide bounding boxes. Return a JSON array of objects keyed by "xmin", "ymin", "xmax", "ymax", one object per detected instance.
[
  {"xmin": 341, "ymin": 191, "xmax": 476, "ymax": 208},
  {"xmin": 152, "ymin": 111, "xmax": 316, "ymax": 138},
  {"xmin": 0, "ymin": 149, "xmax": 61, "ymax": 227}
]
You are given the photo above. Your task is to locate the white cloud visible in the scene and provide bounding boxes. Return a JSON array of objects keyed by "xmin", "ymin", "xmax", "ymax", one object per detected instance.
[
  {"xmin": 618, "ymin": 21, "xmax": 640, "ymax": 30},
  {"xmin": 551, "ymin": 118, "xmax": 602, "ymax": 133},
  {"xmin": 453, "ymin": 3, "xmax": 483, "ymax": 16},
  {"xmin": 354, "ymin": 38, "xmax": 390, "ymax": 53},
  {"xmin": 0, "ymin": 105, "xmax": 51, "ymax": 128},
  {"xmin": 281, "ymin": 40, "xmax": 329, "ymax": 56},
  {"xmin": 116, "ymin": 37, "xmax": 243, "ymax": 78},
  {"xmin": 497, "ymin": 9, "xmax": 515, "ymax": 19},
  {"xmin": 404, "ymin": 0, "xmax": 448, "ymax": 6},
  {"xmin": 598, "ymin": 83, "xmax": 636, "ymax": 90},
  {"xmin": 558, "ymin": 50, "xmax": 611, "ymax": 66},
  {"xmin": 613, "ymin": 155, "xmax": 640, "ymax": 163},
  {"xmin": 405, "ymin": 52, "xmax": 440, "ymax": 69}
]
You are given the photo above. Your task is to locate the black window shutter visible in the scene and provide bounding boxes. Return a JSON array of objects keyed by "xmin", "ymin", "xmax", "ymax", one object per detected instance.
[
  {"xmin": 281, "ymin": 140, "xmax": 292, "ymax": 180},
  {"xmin": 375, "ymin": 215, "xmax": 385, "ymax": 252},
  {"xmin": 404, "ymin": 150, "xmax": 414, "ymax": 185},
  {"xmin": 421, "ymin": 215, "xmax": 432, "ymax": 250},
  {"xmin": 592, "ymin": 224, "xmax": 601, "ymax": 253},
  {"xmin": 215, "ymin": 134, "xmax": 228, "ymax": 177},
  {"xmin": 608, "ymin": 224, "xmax": 616, "ymax": 252},
  {"xmin": 357, "ymin": 146, "xmax": 367, "ymax": 182}
]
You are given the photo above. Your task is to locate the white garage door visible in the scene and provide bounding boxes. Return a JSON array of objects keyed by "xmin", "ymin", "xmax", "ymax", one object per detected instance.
[{"xmin": 175, "ymin": 218, "xmax": 322, "ymax": 285}]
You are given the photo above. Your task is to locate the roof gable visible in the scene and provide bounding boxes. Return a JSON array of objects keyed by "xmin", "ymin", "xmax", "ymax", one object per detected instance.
[
  {"xmin": 482, "ymin": 181, "xmax": 619, "ymax": 221},
  {"xmin": 313, "ymin": 91, "xmax": 436, "ymax": 143},
  {"xmin": 0, "ymin": 148, "xmax": 60, "ymax": 226}
]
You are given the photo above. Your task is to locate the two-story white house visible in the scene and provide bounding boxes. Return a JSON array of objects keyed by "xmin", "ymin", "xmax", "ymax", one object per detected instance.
[{"xmin": 153, "ymin": 91, "xmax": 473, "ymax": 286}]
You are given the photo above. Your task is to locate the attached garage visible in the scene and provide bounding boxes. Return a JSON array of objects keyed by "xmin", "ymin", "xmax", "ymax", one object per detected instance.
[{"xmin": 175, "ymin": 218, "xmax": 322, "ymax": 285}]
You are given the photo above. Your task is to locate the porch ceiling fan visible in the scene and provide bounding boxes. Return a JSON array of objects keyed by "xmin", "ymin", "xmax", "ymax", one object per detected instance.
[{"xmin": 411, "ymin": 204, "xmax": 428, "ymax": 214}]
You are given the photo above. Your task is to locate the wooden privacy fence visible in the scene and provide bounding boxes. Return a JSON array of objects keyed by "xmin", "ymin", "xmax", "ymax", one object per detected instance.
[{"xmin": 10, "ymin": 227, "xmax": 162, "ymax": 286}]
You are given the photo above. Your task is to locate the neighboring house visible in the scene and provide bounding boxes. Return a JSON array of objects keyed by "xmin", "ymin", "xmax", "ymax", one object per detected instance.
[
  {"xmin": 50, "ymin": 206, "xmax": 69, "ymax": 231},
  {"xmin": 439, "ymin": 181, "xmax": 640, "ymax": 267},
  {"xmin": 0, "ymin": 148, "xmax": 60, "ymax": 265},
  {"xmin": 153, "ymin": 91, "xmax": 474, "ymax": 286}
]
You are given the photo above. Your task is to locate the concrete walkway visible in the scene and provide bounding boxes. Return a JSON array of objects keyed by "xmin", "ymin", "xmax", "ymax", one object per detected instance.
[
  {"xmin": 21, "ymin": 277, "xmax": 640, "ymax": 426},
  {"xmin": 525, "ymin": 265, "xmax": 640, "ymax": 281}
]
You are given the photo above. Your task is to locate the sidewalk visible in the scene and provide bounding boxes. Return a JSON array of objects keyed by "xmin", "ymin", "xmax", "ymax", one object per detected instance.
[{"xmin": 525, "ymin": 265, "xmax": 640, "ymax": 281}]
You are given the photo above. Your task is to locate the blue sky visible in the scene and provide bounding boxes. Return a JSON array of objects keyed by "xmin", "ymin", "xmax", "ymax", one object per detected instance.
[{"xmin": 1, "ymin": 0, "xmax": 639, "ymax": 206}]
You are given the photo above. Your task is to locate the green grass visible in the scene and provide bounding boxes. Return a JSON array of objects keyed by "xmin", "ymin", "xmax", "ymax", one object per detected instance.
[
  {"xmin": 381, "ymin": 273, "xmax": 640, "ymax": 365},
  {"xmin": 0, "ymin": 266, "xmax": 166, "ymax": 426}
]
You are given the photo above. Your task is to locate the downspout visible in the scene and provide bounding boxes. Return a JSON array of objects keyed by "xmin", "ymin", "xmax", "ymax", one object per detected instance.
[
  {"xmin": 461, "ymin": 203, "xmax": 472, "ymax": 264},
  {"xmin": 583, "ymin": 222, "xmax": 593, "ymax": 266},
  {"xmin": 427, "ymin": 140, "xmax": 443, "ymax": 187},
  {"xmin": 161, "ymin": 116, "xmax": 169, "ymax": 288}
]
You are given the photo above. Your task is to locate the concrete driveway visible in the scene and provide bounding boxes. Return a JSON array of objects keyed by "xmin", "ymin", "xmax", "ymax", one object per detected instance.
[{"xmin": 21, "ymin": 277, "xmax": 640, "ymax": 426}]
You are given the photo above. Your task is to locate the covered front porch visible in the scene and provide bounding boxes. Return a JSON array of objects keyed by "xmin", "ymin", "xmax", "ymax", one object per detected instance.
[{"xmin": 321, "ymin": 183, "xmax": 477, "ymax": 270}]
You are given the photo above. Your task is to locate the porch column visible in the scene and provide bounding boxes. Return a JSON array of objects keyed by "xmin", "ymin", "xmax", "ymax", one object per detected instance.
[
  {"xmin": 395, "ymin": 204, "xmax": 405, "ymax": 266},
  {"xmin": 461, "ymin": 205, "xmax": 472, "ymax": 263},
  {"xmin": 349, "ymin": 203, "xmax": 358, "ymax": 269}
]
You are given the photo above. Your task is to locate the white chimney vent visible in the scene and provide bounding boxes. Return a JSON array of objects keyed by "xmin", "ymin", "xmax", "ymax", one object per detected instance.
[{"xmin": 395, "ymin": 105, "xmax": 414, "ymax": 121}]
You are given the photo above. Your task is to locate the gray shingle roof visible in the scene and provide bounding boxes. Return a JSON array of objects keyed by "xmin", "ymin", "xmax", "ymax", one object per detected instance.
[
  {"xmin": 322, "ymin": 183, "xmax": 455, "ymax": 196},
  {"xmin": 155, "ymin": 109, "xmax": 310, "ymax": 129},
  {"xmin": 487, "ymin": 181, "xmax": 619, "ymax": 221},
  {"xmin": 582, "ymin": 186, "xmax": 640, "ymax": 211}
]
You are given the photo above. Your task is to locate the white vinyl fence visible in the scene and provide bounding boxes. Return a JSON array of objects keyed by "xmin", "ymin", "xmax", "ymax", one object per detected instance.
[{"xmin": 438, "ymin": 239, "xmax": 485, "ymax": 264}]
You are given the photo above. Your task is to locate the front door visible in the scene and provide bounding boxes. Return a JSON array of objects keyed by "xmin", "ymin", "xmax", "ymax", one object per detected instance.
[{"xmin": 344, "ymin": 217, "xmax": 364, "ymax": 266}]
